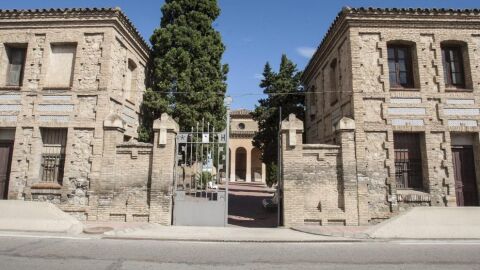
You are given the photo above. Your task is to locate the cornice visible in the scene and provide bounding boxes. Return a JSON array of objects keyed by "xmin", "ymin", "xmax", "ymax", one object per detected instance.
[
  {"xmin": 302, "ymin": 6, "xmax": 480, "ymax": 83},
  {"xmin": 0, "ymin": 7, "xmax": 150, "ymax": 56}
]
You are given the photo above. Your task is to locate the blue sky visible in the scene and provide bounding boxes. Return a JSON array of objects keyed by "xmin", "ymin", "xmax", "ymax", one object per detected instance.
[{"xmin": 2, "ymin": 0, "xmax": 480, "ymax": 109}]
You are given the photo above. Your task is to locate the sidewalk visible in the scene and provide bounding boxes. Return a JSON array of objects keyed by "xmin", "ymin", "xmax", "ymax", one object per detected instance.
[
  {"xmin": 103, "ymin": 224, "xmax": 357, "ymax": 242},
  {"xmin": 0, "ymin": 201, "xmax": 83, "ymax": 234}
]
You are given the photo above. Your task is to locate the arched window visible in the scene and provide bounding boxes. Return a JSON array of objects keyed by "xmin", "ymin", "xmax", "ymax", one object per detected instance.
[{"xmin": 387, "ymin": 41, "xmax": 417, "ymax": 89}]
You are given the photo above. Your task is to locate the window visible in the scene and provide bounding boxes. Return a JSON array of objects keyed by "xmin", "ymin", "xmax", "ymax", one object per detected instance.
[
  {"xmin": 46, "ymin": 44, "xmax": 76, "ymax": 88},
  {"xmin": 309, "ymin": 86, "xmax": 317, "ymax": 118},
  {"xmin": 5, "ymin": 46, "xmax": 26, "ymax": 86},
  {"xmin": 394, "ymin": 133, "xmax": 423, "ymax": 189},
  {"xmin": 442, "ymin": 46, "xmax": 465, "ymax": 88},
  {"xmin": 388, "ymin": 45, "xmax": 414, "ymax": 88},
  {"xmin": 125, "ymin": 59, "xmax": 137, "ymax": 100},
  {"xmin": 238, "ymin": 123, "xmax": 245, "ymax": 130},
  {"xmin": 329, "ymin": 60, "xmax": 338, "ymax": 105},
  {"xmin": 40, "ymin": 128, "xmax": 67, "ymax": 184}
]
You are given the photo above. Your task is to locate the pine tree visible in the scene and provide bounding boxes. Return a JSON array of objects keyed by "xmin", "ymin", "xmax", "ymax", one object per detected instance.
[
  {"xmin": 139, "ymin": 0, "xmax": 228, "ymax": 141},
  {"xmin": 251, "ymin": 55, "xmax": 304, "ymax": 186}
]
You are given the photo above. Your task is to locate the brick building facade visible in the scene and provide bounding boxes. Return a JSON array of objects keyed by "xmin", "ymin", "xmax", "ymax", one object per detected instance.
[
  {"xmin": 286, "ymin": 7, "xmax": 480, "ymax": 226},
  {"xmin": 0, "ymin": 8, "xmax": 178, "ymax": 223}
]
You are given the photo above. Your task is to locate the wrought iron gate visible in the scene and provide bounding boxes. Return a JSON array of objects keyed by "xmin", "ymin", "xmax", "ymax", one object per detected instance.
[{"xmin": 172, "ymin": 118, "xmax": 229, "ymax": 226}]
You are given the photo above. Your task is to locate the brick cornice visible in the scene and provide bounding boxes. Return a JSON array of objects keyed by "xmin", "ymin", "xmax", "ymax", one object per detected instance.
[
  {"xmin": 302, "ymin": 6, "xmax": 480, "ymax": 84},
  {"xmin": 0, "ymin": 7, "xmax": 150, "ymax": 57}
]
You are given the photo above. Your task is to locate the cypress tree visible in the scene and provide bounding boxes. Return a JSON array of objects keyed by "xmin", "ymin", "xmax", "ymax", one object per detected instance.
[
  {"xmin": 139, "ymin": 0, "xmax": 228, "ymax": 141},
  {"xmin": 251, "ymin": 55, "xmax": 304, "ymax": 186}
]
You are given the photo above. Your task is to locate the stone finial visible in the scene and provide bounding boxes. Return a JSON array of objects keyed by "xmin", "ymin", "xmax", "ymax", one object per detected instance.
[
  {"xmin": 103, "ymin": 113, "xmax": 125, "ymax": 130},
  {"xmin": 281, "ymin": 113, "xmax": 304, "ymax": 131},
  {"xmin": 281, "ymin": 113, "xmax": 304, "ymax": 147},
  {"xmin": 335, "ymin": 117, "xmax": 355, "ymax": 131},
  {"xmin": 153, "ymin": 113, "xmax": 179, "ymax": 146}
]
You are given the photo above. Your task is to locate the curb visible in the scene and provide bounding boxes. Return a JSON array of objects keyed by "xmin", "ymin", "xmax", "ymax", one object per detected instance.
[
  {"xmin": 290, "ymin": 227, "xmax": 371, "ymax": 240},
  {"xmin": 101, "ymin": 236, "xmax": 363, "ymax": 243}
]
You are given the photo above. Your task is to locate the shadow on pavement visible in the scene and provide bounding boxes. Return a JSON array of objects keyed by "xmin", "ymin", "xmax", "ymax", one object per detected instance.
[{"xmin": 227, "ymin": 182, "xmax": 278, "ymax": 228}]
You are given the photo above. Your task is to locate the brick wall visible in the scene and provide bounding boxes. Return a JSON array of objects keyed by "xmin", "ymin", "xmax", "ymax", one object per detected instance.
[{"xmin": 281, "ymin": 114, "xmax": 359, "ymax": 226}]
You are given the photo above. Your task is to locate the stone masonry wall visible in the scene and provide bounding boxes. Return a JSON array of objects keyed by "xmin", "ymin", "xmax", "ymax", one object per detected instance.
[
  {"xmin": 0, "ymin": 10, "xmax": 152, "ymax": 222},
  {"xmin": 304, "ymin": 11, "xmax": 480, "ymax": 225},
  {"xmin": 282, "ymin": 115, "xmax": 359, "ymax": 227}
]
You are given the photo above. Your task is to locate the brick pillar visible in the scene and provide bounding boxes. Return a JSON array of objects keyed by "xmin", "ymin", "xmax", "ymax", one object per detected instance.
[
  {"xmin": 94, "ymin": 113, "xmax": 125, "ymax": 221},
  {"xmin": 149, "ymin": 113, "xmax": 179, "ymax": 225},
  {"xmin": 280, "ymin": 114, "xmax": 304, "ymax": 227},
  {"xmin": 335, "ymin": 117, "xmax": 360, "ymax": 225}
]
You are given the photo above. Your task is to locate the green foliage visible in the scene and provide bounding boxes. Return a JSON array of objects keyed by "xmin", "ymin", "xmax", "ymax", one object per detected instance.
[
  {"xmin": 251, "ymin": 55, "xmax": 305, "ymax": 185},
  {"xmin": 139, "ymin": 0, "xmax": 228, "ymax": 142},
  {"xmin": 266, "ymin": 162, "xmax": 278, "ymax": 187},
  {"xmin": 196, "ymin": 171, "xmax": 213, "ymax": 189}
]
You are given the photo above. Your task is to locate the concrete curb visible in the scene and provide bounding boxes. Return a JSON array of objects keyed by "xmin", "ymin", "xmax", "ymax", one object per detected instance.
[
  {"xmin": 290, "ymin": 227, "xmax": 370, "ymax": 239},
  {"xmin": 102, "ymin": 224, "xmax": 361, "ymax": 243},
  {"xmin": 101, "ymin": 235, "xmax": 363, "ymax": 243}
]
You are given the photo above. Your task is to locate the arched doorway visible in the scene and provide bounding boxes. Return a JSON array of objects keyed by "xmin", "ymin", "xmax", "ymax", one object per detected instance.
[
  {"xmin": 251, "ymin": 148, "xmax": 262, "ymax": 182},
  {"xmin": 235, "ymin": 147, "xmax": 247, "ymax": 181}
]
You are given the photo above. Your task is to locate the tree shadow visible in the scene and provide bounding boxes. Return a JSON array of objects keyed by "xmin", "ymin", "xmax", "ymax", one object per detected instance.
[{"xmin": 227, "ymin": 183, "xmax": 278, "ymax": 228}]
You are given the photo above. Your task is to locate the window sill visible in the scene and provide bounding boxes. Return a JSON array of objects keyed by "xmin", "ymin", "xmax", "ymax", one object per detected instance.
[
  {"xmin": 43, "ymin": 86, "xmax": 72, "ymax": 91},
  {"xmin": 125, "ymin": 98, "xmax": 136, "ymax": 106},
  {"xmin": 445, "ymin": 88, "xmax": 473, "ymax": 92},
  {"xmin": 396, "ymin": 189, "xmax": 431, "ymax": 203},
  {"xmin": 31, "ymin": 182, "xmax": 62, "ymax": 189},
  {"xmin": 0, "ymin": 86, "xmax": 21, "ymax": 90},
  {"xmin": 390, "ymin": 88, "xmax": 420, "ymax": 91},
  {"xmin": 396, "ymin": 189, "xmax": 427, "ymax": 194}
]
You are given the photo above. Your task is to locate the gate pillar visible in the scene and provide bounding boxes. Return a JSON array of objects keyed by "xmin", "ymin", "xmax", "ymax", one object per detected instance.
[
  {"xmin": 335, "ymin": 117, "xmax": 361, "ymax": 226},
  {"xmin": 150, "ymin": 113, "xmax": 179, "ymax": 225}
]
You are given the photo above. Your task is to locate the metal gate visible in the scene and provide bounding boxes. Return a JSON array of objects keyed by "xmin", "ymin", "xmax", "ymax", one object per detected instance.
[{"xmin": 172, "ymin": 118, "xmax": 230, "ymax": 226}]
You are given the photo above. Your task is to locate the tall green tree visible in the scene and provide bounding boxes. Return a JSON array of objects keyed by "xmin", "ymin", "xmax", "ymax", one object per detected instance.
[
  {"xmin": 251, "ymin": 55, "xmax": 304, "ymax": 186},
  {"xmin": 139, "ymin": 0, "xmax": 228, "ymax": 141}
]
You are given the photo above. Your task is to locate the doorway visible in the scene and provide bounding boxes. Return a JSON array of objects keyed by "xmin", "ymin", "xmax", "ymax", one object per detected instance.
[
  {"xmin": 0, "ymin": 141, "xmax": 13, "ymax": 199},
  {"xmin": 452, "ymin": 146, "xmax": 479, "ymax": 206},
  {"xmin": 235, "ymin": 147, "xmax": 247, "ymax": 181}
]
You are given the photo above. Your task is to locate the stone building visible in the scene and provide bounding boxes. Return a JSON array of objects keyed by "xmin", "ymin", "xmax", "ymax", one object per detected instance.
[
  {"xmin": 229, "ymin": 109, "xmax": 265, "ymax": 183},
  {"xmin": 283, "ymin": 7, "xmax": 480, "ymax": 226},
  {"xmin": 0, "ymin": 8, "xmax": 178, "ymax": 224}
]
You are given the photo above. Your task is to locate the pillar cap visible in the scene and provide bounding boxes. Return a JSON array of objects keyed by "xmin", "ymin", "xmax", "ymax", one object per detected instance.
[
  {"xmin": 153, "ymin": 113, "xmax": 179, "ymax": 133},
  {"xmin": 335, "ymin": 117, "xmax": 355, "ymax": 131},
  {"xmin": 281, "ymin": 113, "xmax": 304, "ymax": 132},
  {"xmin": 104, "ymin": 113, "xmax": 125, "ymax": 130}
]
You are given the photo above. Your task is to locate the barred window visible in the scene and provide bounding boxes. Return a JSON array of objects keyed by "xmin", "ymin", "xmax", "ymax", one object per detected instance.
[
  {"xmin": 394, "ymin": 133, "xmax": 423, "ymax": 189},
  {"xmin": 40, "ymin": 128, "xmax": 67, "ymax": 184}
]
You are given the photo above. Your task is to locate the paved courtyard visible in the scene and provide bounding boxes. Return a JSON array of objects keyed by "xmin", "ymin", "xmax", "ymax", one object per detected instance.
[{"xmin": 227, "ymin": 182, "xmax": 278, "ymax": 227}]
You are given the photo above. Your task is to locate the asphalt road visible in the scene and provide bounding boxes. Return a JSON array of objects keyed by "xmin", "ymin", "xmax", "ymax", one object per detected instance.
[{"xmin": 1, "ymin": 235, "xmax": 480, "ymax": 269}]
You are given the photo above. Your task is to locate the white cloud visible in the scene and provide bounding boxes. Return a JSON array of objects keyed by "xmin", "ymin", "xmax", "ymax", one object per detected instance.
[
  {"xmin": 296, "ymin": 46, "xmax": 316, "ymax": 59},
  {"xmin": 254, "ymin": 73, "xmax": 264, "ymax": 80}
]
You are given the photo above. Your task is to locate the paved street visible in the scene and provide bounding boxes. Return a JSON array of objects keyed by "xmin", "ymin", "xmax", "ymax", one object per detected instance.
[{"xmin": 1, "ymin": 235, "xmax": 480, "ymax": 269}]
